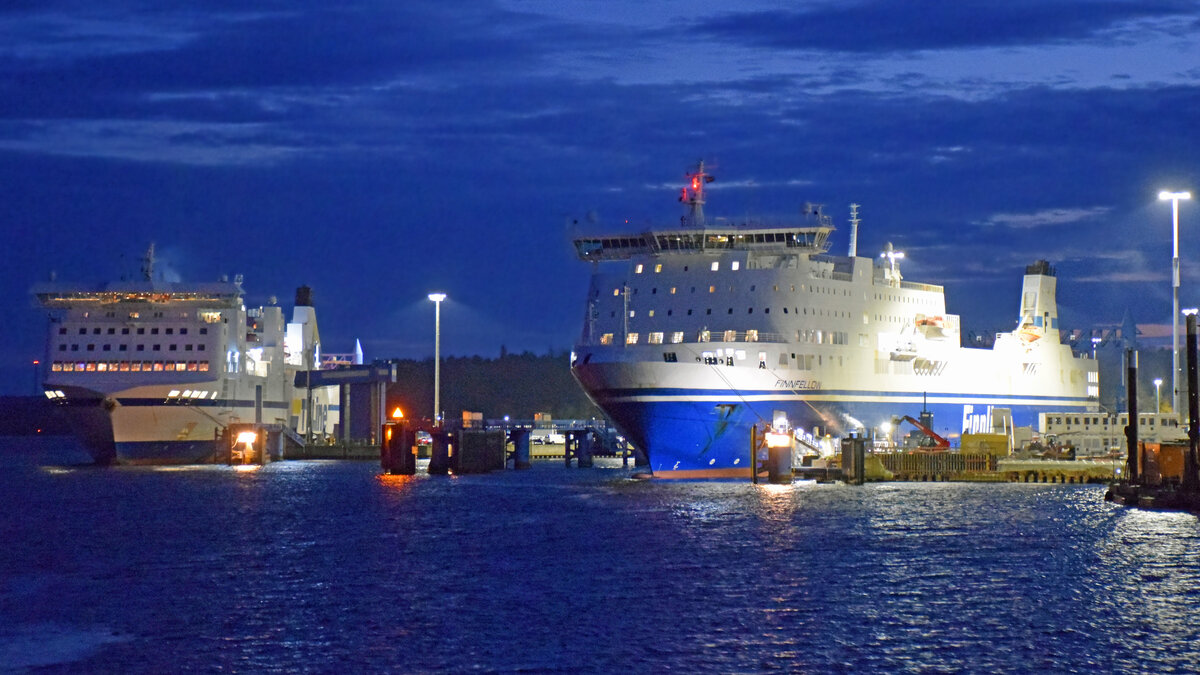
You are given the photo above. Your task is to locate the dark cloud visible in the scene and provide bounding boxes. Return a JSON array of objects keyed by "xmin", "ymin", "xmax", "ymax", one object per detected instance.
[{"xmin": 694, "ymin": 0, "xmax": 1200, "ymax": 53}]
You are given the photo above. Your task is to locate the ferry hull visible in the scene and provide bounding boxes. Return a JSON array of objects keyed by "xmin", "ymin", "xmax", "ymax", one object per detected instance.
[{"xmin": 577, "ymin": 363, "xmax": 1094, "ymax": 478}]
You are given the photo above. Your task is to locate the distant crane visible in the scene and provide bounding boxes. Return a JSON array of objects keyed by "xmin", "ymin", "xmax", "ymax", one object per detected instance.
[{"xmin": 894, "ymin": 413, "xmax": 950, "ymax": 451}]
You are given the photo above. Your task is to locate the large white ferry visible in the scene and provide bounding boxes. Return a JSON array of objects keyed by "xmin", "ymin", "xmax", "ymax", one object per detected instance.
[
  {"xmin": 570, "ymin": 163, "xmax": 1099, "ymax": 478},
  {"xmin": 32, "ymin": 246, "xmax": 337, "ymax": 464}
]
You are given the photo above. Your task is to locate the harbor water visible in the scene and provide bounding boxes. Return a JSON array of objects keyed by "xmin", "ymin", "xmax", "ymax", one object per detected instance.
[{"xmin": 3, "ymin": 438, "xmax": 1200, "ymax": 673}]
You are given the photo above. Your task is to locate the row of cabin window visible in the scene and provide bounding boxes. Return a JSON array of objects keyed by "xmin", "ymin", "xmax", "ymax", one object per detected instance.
[
  {"xmin": 614, "ymin": 307, "xmax": 852, "ymax": 318},
  {"xmin": 50, "ymin": 360, "xmax": 210, "ymax": 373},
  {"xmin": 61, "ymin": 326, "xmax": 208, "ymax": 336},
  {"xmin": 601, "ymin": 330, "xmax": 848, "ymax": 346},
  {"xmin": 612, "ymin": 283, "xmax": 854, "ymax": 296},
  {"xmin": 58, "ymin": 343, "xmax": 207, "ymax": 353},
  {"xmin": 660, "ymin": 350, "xmax": 836, "ymax": 370}
]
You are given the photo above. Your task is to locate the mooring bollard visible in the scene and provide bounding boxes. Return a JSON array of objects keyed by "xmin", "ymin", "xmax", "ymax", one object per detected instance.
[
  {"xmin": 428, "ymin": 431, "xmax": 451, "ymax": 475},
  {"xmin": 510, "ymin": 428, "xmax": 531, "ymax": 470}
]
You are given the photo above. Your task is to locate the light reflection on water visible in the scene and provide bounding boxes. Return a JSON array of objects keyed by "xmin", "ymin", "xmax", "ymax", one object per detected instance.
[{"xmin": 2, "ymin": 444, "xmax": 1200, "ymax": 672}]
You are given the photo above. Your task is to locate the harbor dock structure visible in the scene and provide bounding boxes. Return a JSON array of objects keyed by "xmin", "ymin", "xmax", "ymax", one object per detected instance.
[{"xmin": 1106, "ymin": 314, "xmax": 1200, "ymax": 512}]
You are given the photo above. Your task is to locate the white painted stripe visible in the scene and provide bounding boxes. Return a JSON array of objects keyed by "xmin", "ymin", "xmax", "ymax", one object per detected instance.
[{"xmin": 605, "ymin": 393, "xmax": 1091, "ymax": 407}]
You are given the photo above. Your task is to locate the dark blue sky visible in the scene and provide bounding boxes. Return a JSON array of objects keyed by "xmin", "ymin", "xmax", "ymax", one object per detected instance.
[{"xmin": 2, "ymin": 0, "xmax": 1199, "ymax": 393}]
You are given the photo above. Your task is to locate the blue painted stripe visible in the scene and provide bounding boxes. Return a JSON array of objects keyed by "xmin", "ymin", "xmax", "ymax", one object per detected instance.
[{"xmin": 589, "ymin": 387, "xmax": 1091, "ymax": 405}]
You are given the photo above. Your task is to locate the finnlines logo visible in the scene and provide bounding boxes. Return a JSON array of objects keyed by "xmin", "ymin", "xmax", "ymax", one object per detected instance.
[{"xmin": 962, "ymin": 404, "xmax": 994, "ymax": 434}]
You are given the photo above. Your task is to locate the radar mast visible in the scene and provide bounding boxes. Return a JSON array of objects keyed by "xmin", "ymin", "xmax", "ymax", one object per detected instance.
[{"xmin": 679, "ymin": 160, "xmax": 714, "ymax": 227}]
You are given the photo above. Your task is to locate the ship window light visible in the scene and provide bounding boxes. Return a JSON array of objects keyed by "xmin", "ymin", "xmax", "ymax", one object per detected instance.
[
  {"xmin": 648, "ymin": 310, "xmax": 655, "ymax": 317},
  {"xmin": 629, "ymin": 311, "xmax": 635, "ymax": 318},
  {"xmin": 709, "ymin": 286, "xmax": 715, "ymax": 293},
  {"xmin": 724, "ymin": 330, "xmax": 737, "ymax": 342},
  {"xmin": 671, "ymin": 332, "xmax": 684, "ymax": 343},
  {"xmin": 600, "ymin": 333, "xmax": 612, "ymax": 346},
  {"xmin": 649, "ymin": 332, "xmax": 664, "ymax": 344},
  {"xmin": 51, "ymin": 362, "xmax": 62, "ymax": 371},
  {"xmin": 711, "ymin": 262, "xmax": 719, "ymax": 271},
  {"xmin": 670, "ymin": 287, "xmax": 677, "ymax": 294},
  {"xmin": 119, "ymin": 362, "xmax": 130, "ymax": 371},
  {"xmin": 626, "ymin": 333, "xmax": 639, "ymax": 345},
  {"xmin": 700, "ymin": 331, "xmax": 710, "ymax": 342},
  {"xmin": 96, "ymin": 363, "xmax": 107, "ymax": 372},
  {"xmin": 188, "ymin": 362, "xmax": 198, "ymax": 371},
  {"xmin": 199, "ymin": 362, "xmax": 209, "ymax": 372},
  {"xmin": 153, "ymin": 363, "xmax": 163, "ymax": 371},
  {"xmin": 746, "ymin": 330, "xmax": 759, "ymax": 342},
  {"xmin": 636, "ymin": 264, "xmax": 644, "ymax": 274},
  {"xmin": 655, "ymin": 264, "xmax": 662, "ymax": 273},
  {"xmin": 613, "ymin": 289, "xmax": 620, "ymax": 296},
  {"xmin": 732, "ymin": 261, "xmax": 740, "ymax": 271},
  {"xmin": 168, "ymin": 390, "xmax": 181, "ymax": 398}
]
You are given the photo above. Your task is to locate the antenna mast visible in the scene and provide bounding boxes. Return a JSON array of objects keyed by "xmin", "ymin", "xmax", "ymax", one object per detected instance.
[
  {"xmin": 848, "ymin": 203, "xmax": 860, "ymax": 257},
  {"xmin": 141, "ymin": 243, "xmax": 156, "ymax": 281},
  {"xmin": 679, "ymin": 160, "xmax": 714, "ymax": 227}
]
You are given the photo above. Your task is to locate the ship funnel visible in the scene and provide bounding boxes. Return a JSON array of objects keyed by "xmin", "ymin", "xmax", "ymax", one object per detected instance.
[
  {"xmin": 1015, "ymin": 260, "xmax": 1059, "ymax": 343},
  {"xmin": 295, "ymin": 285, "xmax": 314, "ymax": 307}
]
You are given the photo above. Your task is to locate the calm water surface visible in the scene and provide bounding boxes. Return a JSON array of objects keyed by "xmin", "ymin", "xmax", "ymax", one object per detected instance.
[{"xmin": 2, "ymin": 438, "xmax": 1199, "ymax": 673}]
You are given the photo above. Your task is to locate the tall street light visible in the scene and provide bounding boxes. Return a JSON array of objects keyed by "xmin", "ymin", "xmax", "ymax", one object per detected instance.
[
  {"xmin": 1154, "ymin": 377, "xmax": 1163, "ymax": 413},
  {"xmin": 1160, "ymin": 190, "xmax": 1191, "ymax": 414},
  {"xmin": 428, "ymin": 293, "xmax": 447, "ymax": 427}
]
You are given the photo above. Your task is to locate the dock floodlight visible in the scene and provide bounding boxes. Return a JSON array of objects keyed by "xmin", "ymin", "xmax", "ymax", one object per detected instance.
[
  {"xmin": 427, "ymin": 292, "xmax": 447, "ymax": 302},
  {"xmin": 1161, "ymin": 190, "xmax": 1191, "ymax": 414},
  {"xmin": 428, "ymin": 293, "xmax": 447, "ymax": 426}
]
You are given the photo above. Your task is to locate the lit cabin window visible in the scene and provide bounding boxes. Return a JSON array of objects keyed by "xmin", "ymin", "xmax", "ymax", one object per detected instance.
[
  {"xmin": 709, "ymin": 286, "xmax": 716, "ymax": 293},
  {"xmin": 711, "ymin": 262, "xmax": 719, "ymax": 271},
  {"xmin": 671, "ymin": 331, "xmax": 684, "ymax": 344},
  {"xmin": 723, "ymin": 330, "xmax": 737, "ymax": 342},
  {"xmin": 648, "ymin": 332, "xmax": 664, "ymax": 344},
  {"xmin": 746, "ymin": 330, "xmax": 759, "ymax": 342},
  {"xmin": 654, "ymin": 264, "xmax": 663, "ymax": 273},
  {"xmin": 629, "ymin": 311, "xmax": 635, "ymax": 318},
  {"xmin": 648, "ymin": 310, "xmax": 655, "ymax": 317},
  {"xmin": 635, "ymin": 264, "xmax": 644, "ymax": 274},
  {"xmin": 626, "ymin": 333, "xmax": 639, "ymax": 345},
  {"xmin": 600, "ymin": 333, "xmax": 614, "ymax": 345},
  {"xmin": 670, "ymin": 287, "xmax": 677, "ymax": 294},
  {"xmin": 613, "ymin": 289, "xmax": 620, "ymax": 296},
  {"xmin": 699, "ymin": 330, "xmax": 711, "ymax": 342},
  {"xmin": 731, "ymin": 261, "xmax": 740, "ymax": 271}
]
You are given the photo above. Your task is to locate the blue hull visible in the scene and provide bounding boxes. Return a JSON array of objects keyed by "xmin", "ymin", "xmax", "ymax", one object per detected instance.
[{"xmin": 594, "ymin": 390, "xmax": 1093, "ymax": 478}]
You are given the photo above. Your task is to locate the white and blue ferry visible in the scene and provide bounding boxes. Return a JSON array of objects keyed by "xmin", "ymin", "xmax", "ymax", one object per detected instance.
[{"xmin": 570, "ymin": 163, "xmax": 1099, "ymax": 478}]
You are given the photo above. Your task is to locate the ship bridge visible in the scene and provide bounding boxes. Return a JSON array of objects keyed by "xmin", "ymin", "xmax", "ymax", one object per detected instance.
[{"xmin": 574, "ymin": 225, "xmax": 833, "ymax": 262}]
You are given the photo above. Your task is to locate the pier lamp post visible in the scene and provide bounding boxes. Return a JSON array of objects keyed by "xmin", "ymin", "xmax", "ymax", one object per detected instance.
[
  {"xmin": 1160, "ymin": 190, "xmax": 1191, "ymax": 414},
  {"xmin": 1153, "ymin": 377, "xmax": 1163, "ymax": 414},
  {"xmin": 428, "ymin": 293, "xmax": 447, "ymax": 427}
]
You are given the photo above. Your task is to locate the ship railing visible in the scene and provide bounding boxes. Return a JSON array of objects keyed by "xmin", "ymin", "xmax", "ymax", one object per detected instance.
[{"xmin": 899, "ymin": 280, "xmax": 943, "ymax": 293}]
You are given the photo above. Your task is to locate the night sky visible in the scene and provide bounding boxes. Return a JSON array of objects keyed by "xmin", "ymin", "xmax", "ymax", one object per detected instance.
[{"xmin": 2, "ymin": 0, "xmax": 1199, "ymax": 394}]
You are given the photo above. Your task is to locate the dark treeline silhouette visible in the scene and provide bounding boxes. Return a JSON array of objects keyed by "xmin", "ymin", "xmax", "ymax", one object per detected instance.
[{"xmin": 385, "ymin": 350, "xmax": 601, "ymax": 424}]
